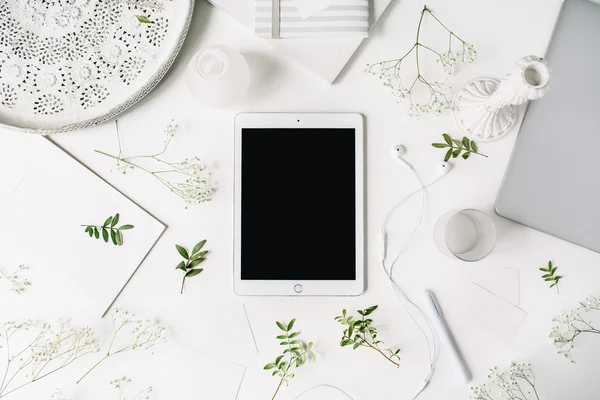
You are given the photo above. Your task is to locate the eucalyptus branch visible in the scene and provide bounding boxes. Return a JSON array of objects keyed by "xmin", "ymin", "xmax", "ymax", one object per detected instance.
[
  {"xmin": 550, "ymin": 295, "xmax": 600, "ymax": 362},
  {"xmin": 335, "ymin": 306, "xmax": 400, "ymax": 368},
  {"xmin": 365, "ymin": 5, "xmax": 477, "ymax": 116},
  {"xmin": 174, "ymin": 240, "xmax": 209, "ymax": 294},
  {"xmin": 432, "ymin": 133, "xmax": 487, "ymax": 161},
  {"xmin": 77, "ymin": 308, "xmax": 166, "ymax": 384},
  {"xmin": 82, "ymin": 213, "xmax": 134, "ymax": 246},
  {"xmin": 264, "ymin": 319, "xmax": 315, "ymax": 400},
  {"xmin": 539, "ymin": 260, "xmax": 562, "ymax": 293},
  {"xmin": 95, "ymin": 120, "xmax": 214, "ymax": 208}
]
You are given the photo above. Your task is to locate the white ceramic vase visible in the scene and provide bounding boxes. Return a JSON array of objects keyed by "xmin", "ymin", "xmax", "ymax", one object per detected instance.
[{"xmin": 451, "ymin": 56, "xmax": 551, "ymax": 141}]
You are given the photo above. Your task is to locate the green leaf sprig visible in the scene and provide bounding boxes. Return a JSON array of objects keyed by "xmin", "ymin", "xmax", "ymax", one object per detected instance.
[
  {"xmin": 264, "ymin": 319, "xmax": 315, "ymax": 400},
  {"xmin": 82, "ymin": 213, "xmax": 134, "ymax": 246},
  {"xmin": 335, "ymin": 305, "xmax": 400, "ymax": 368},
  {"xmin": 432, "ymin": 133, "xmax": 488, "ymax": 162},
  {"xmin": 175, "ymin": 240, "xmax": 209, "ymax": 294},
  {"xmin": 540, "ymin": 260, "xmax": 563, "ymax": 293}
]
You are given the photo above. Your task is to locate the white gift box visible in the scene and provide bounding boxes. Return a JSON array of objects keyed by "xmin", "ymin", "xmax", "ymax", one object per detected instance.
[{"xmin": 255, "ymin": 0, "xmax": 370, "ymax": 39}]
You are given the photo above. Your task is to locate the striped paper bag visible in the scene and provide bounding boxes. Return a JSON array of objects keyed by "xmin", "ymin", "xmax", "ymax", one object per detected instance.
[{"xmin": 255, "ymin": 0, "xmax": 370, "ymax": 39}]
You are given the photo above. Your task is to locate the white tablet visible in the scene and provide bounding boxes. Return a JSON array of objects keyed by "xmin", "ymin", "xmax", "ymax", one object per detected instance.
[{"xmin": 233, "ymin": 113, "xmax": 364, "ymax": 296}]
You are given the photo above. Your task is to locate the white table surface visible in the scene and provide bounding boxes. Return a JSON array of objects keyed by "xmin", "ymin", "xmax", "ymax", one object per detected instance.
[{"xmin": 3, "ymin": 0, "xmax": 600, "ymax": 399}]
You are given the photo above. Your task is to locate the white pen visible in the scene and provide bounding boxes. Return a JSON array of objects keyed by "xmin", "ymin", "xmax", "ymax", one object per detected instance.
[{"xmin": 424, "ymin": 290, "xmax": 472, "ymax": 383}]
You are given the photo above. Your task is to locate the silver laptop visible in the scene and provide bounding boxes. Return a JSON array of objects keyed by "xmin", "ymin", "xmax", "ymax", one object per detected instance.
[{"xmin": 495, "ymin": 0, "xmax": 600, "ymax": 253}]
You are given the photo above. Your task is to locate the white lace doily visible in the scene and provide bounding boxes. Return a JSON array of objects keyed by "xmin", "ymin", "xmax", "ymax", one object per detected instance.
[{"xmin": 0, "ymin": 0, "xmax": 194, "ymax": 133}]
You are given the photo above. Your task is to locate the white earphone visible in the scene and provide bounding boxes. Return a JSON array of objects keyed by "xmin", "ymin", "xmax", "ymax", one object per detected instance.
[
  {"xmin": 391, "ymin": 144, "xmax": 451, "ymax": 180},
  {"xmin": 382, "ymin": 144, "xmax": 452, "ymax": 400}
]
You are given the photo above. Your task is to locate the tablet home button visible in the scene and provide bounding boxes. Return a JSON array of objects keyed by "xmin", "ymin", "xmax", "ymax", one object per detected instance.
[{"xmin": 294, "ymin": 284, "xmax": 303, "ymax": 293}]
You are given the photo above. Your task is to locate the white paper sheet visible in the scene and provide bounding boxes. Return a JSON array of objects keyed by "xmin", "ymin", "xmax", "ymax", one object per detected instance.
[
  {"xmin": 168, "ymin": 302, "xmax": 259, "ymax": 366},
  {"xmin": 0, "ymin": 131, "xmax": 165, "ymax": 318},
  {"xmin": 465, "ymin": 267, "xmax": 520, "ymax": 306},
  {"xmin": 456, "ymin": 282, "xmax": 527, "ymax": 344}
]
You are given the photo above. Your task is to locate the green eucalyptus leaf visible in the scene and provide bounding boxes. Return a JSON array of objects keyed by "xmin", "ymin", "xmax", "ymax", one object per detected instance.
[
  {"xmin": 112, "ymin": 213, "xmax": 120, "ymax": 227},
  {"xmin": 110, "ymin": 229, "xmax": 118, "ymax": 245},
  {"xmin": 192, "ymin": 250, "xmax": 209, "ymax": 260},
  {"xmin": 452, "ymin": 139, "xmax": 462, "ymax": 147},
  {"xmin": 432, "ymin": 143, "xmax": 447, "ymax": 148},
  {"xmin": 462, "ymin": 137, "xmax": 470, "ymax": 149},
  {"xmin": 176, "ymin": 261, "xmax": 186, "ymax": 271},
  {"xmin": 102, "ymin": 228, "xmax": 109, "ymax": 243},
  {"xmin": 185, "ymin": 268, "xmax": 203, "ymax": 278},
  {"xmin": 288, "ymin": 332, "xmax": 300, "ymax": 338},
  {"xmin": 118, "ymin": 224, "xmax": 134, "ymax": 230},
  {"xmin": 287, "ymin": 319, "xmax": 295, "ymax": 331},
  {"xmin": 276, "ymin": 321, "xmax": 287, "ymax": 331},
  {"xmin": 176, "ymin": 245, "xmax": 189, "ymax": 259},
  {"xmin": 462, "ymin": 152, "xmax": 470, "ymax": 160},
  {"xmin": 276, "ymin": 335, "xmax": 287, "ymax": 340},
  {"xmin": 443, "ymin": 133, "xmax": 452, "ymax": 145},
  {"xmin": 103, "ymin": 216, "xmax": 112, "ymax": 227},
  {"xmin": 452, "ymin": 149, "xmax": 461, "ymax": 158},
  {"xmin": 189, "ymin": 258, "xmax": 206, "ymax": 268},
  {"xmin": 192, "ymin": 240, "xmax": 207, "ymax": 255},
  {"xmin": 94, "ymin": 227, "xmax": 99, "ymax": 239},
  {"xmin": 117, "ymin": 231, "xmax": 123, "ymax": 246},
  {"xmin": 471, "ymin": 141, "xmax": 478, "ymax": 153},
  {"xmin": 444, "ymin": 149, "xmax": 452, "ymax": 162},
  {"xmin": 264, "ymin": 363, "xmax": 277, "ymax": 370}
]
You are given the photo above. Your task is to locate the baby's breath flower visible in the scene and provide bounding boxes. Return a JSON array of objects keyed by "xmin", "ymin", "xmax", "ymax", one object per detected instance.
[
  {"xmin": 111, "ymin": 376, "xmax": 153, "ymax": 400},
  {"xmin": 77, "ymin": 308, "xmax": 166, "ymax": 384},
  {"xmin": 97, "ymin": 120, "xmax": 215, "ymax": 208},
  {"xmin": 0, "ymin": 320, "xmax": 99, "ymax": 398},
  {"xmin": 365, "ymin": 5, "xmax": 476, "ymax": 117},
  {"xmin": 471, "ymin": 362, "xmax": 539, "ymax": 400},
  {"xmin": 550, "ymin": 295, "xmax": 600, "ymax": 362},
  {"xmin": 0, "ymin": 265, "xmax": 31, "ymax": 294}
]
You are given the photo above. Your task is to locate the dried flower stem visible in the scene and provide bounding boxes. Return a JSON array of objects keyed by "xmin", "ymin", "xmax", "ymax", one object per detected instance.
[
  {"xmin": 0, "ymin": 265, "xmax": 30, "ymax": 294},
  {"xmin": 77, "ymin": 308, "xmax": 166, "ymax": 384},
  {"xmin": 0, "ymin": 320, "xmax": 99, "ymax": 398},
  {"xmin": 550, "ymin": 296, "xmax": 600, "ymax": 362},
  {"xmin": 470, "ymin": 362, "xmax": 540, "ymax": 400},
  {"xmin": 96, "ymin": 121, "xmax": 214, "ymax": 208},
  {"xmin": 365, "ymin": 5, "xmax": 477, "ymax": 116}
]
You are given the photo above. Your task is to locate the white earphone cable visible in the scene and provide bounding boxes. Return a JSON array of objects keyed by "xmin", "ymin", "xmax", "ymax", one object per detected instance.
[{"xmin": 381, "ymin": 166, "xmax": 441, "ymax": 400}]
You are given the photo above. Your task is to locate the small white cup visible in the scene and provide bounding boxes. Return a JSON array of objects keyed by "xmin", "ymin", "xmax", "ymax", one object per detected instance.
[{"xmin": 185, "ymin": 45, "xmax": 250, "ymax": 108}]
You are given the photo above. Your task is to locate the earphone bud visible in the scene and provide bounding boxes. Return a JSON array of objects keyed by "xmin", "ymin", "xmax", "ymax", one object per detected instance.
[
  {"xmin": 391, "ymin": 145, "xmax": 413, "ymax": 170},
  {"xmin": 435, "ymin": 162, "xmax": 451, "ymax": 179}
]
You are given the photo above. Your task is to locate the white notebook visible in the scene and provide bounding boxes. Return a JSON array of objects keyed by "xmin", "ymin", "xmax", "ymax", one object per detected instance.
[{"xmin": 0, "ymin": 130, "xmax": 165, "ymax": 319}]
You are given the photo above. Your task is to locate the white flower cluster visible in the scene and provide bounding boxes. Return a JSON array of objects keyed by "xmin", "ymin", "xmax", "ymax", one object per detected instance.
[
  {"xmin": 111, "ymin": 308, "xmax": 167, "ymax": 352},
  {"xmin": 111, "ymin": 376, "xmax": 153, "ymax": 400},
  {"xmin": 470, "ymin": 362, "xmax": 540, "ymax": 400},
  {"xmin": 439, "ymin": 43, "xmax": 478, "ymax": 75},
  {"xmin": 169, "ymin": 157, "xmax": 213, "ymax": 208},
  {"xmin": 51, "ymin": 390, "xmax": 69, "ymax": 400},
  {"xmin": 102, "ymin": 120, "xmax": 215, "ymax": 207},
  {"xmin": 0, "ymin": 265, "xmax": 31, "ymax": 294},
  {"xmin": 364, "ymin": 7, "xmax": 477, "ymax": 117},
  {"xmin": 0, "ymin": 320, "xmax": 99, "ymax": 397},
  {"xmin": 550, "ymin": 295, "xmax": 600, "ymax": 362}
]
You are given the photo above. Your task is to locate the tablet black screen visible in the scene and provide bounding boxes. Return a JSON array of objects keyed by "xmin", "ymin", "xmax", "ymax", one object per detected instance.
[{"xmin": 240, "ymin": 128, "xmax": 357, "ymax": 280}]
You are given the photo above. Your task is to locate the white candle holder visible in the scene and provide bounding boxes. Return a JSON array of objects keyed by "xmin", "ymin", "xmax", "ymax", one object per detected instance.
[{"xmin": 451, "ymin": 56, "xmax": 551, "ymax": 141}]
